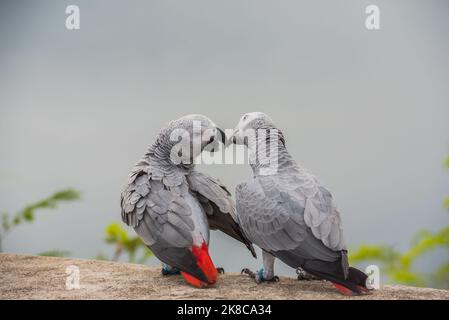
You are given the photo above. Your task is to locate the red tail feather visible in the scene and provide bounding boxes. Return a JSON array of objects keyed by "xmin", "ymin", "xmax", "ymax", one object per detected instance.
[
  {"xmin": 181, "ymin": 242, "xmax": 218, "ymax": 288},
  {"xmin": 181, "ymin": 272, "xmax": 208, "ymax": 288},
  {"xmin": 332, "ymin": 283, "xmax": 354, "ymax": 296}
]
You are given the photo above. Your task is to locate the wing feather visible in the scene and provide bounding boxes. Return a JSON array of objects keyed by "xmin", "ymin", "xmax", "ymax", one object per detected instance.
[
  {"xmin": 187, "ymin": 171, "xmax": 257, "ymax": 258},
  {"xmin": 121, "ymin": 171, "xmax": 194, "ymax": 249},
  {"xmin": 236, "ymin": 174, "xmax": 344, "ymax": 261}
]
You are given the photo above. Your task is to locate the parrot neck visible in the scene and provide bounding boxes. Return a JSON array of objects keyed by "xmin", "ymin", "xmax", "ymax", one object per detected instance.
[
  {"xmin": 145, "ymin": 130, "xmax": 195, "ymax": 172},
  {"xmin": 247, "ymin": 128, "xmax": 295, "ymax": 176}
]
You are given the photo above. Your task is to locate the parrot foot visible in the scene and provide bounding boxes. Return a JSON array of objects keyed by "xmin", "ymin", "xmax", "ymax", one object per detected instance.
[
  {"xmin": 161, "ymin": 264, "xmax": 181, "ymax": 276},
  {"xmin": 241, "ymin": 268, "xmax": 256, "ymax": 279},
  {"xmin": 216, "ymin": 267, "xmax": 225, "ymax": 274},
  {"xmin": 241, "ymin": 268, "xmax": 279, "ymax": 283},
  {"xmin": 296, "ymin": 268, "xmax": 320, "ymax": 281}
]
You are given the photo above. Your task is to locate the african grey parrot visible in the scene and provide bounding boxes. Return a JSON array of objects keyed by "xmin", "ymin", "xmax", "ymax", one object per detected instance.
[
  {"xmin": 121, "ymin": 114, "xmax": 256, "ymax": 288},
  {"xmin": 230, "ymin": 112, "xmax": 369, "ymax": 295}
]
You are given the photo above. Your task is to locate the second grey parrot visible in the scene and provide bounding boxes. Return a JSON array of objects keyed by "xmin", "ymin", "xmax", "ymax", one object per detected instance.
[
  {"xmin": 121, "ymin": 114, "xmax": 256, "ymax": 288},
  {"xmin": 230, "ymin": 112, "xmax": 368, "ymax": 295}
]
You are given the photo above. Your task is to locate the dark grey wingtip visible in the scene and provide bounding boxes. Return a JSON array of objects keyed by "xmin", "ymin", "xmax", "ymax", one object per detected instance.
[{"xmin": 248, "ymin": 244, "xmax": 257, "ymax": 259}]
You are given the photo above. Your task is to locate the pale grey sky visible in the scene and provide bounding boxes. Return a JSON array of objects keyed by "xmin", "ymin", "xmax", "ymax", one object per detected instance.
[{"xmin": 1, "ymin": 0, "xmax": 448, "ymax": 275}]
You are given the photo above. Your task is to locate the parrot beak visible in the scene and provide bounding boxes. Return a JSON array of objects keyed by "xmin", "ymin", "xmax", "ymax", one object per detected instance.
[
  {"xmin": 226, "ymin": 129, "xmax": 239, "ymax": 147},
  {"xmin": 216, "ymin": 127, "xmax": 226, "ymax": 145},
  {"xmin": 203, "ymin": 127, "xmax": 226, "ymax": 153}
]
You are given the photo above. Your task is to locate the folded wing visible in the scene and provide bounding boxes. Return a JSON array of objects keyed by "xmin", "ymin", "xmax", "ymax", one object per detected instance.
[
  {"xmin": 187, "ymin": 171, "xmax": 257, "ymax": 258},
  {"xmin": 121, "ymin": 170, "xmax": 209, "ymax": 283}
]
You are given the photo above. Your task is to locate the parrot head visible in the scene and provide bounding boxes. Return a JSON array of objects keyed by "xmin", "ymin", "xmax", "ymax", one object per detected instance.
[
  {"xmin": 229, "ymin": 112, "xmax": 283, "ymax": 147},
  {"xmin": 167, "ymin": 114, "xmax": 226, "ymax": 165}
]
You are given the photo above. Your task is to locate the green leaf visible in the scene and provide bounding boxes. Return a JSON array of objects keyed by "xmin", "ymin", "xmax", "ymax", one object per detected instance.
[
  {"xmin": 137, "ymin": 248, "xmax": 153, "ymax": 264},
  {"xmin": 349, "ymin": 244, "xmax": 400, "ymax": 264},
  {"xmin": 22, "ymin": 209, "xmax": 34, "ymax": 221},
  {"xmin": 432, "ymin": 262, "xmax": 449, "ymax": 285},
  {"xmin": 390, "ymin": 270, "xmax": 425, "ymax": 287},
  {"xmin": 444, "ymin": 156, "xmax": 449, "ymax": 169},
  {"xmin": 38, "ymin": 250, "xmax": 70, "ymax": 257},
  {"xmin": 411, "ymin": 230, "xmax": 433, "ymax": 246},
  {"xmin": 12, "ymin": 216, "xmax": 21, "ymax": 225},
  {"xmin": 104, "ymin": 222, "xmax": 153, "ymax": 263},
  {"xmin": 1, "ymin": 213, "xmax": 11, "ymax": 232},
  {"xmin": 51, "ymin": 189, "xmax": 81, "ymax": 201},
  {"xmin": 350, "ymin": 226, "xmax": 449, "ymax": 288},
  {"xmin": 95, "ymin": 252, "xmax": 108, "ymax": 261},
  {"xmin": 443, "ymin": 196, "xmax": 449, "ymax": 210},
  {"xmin": 11, "ymin": 188, "xmax": 81, "ymax": 229},
  {"xmin": 105, "ymin": 222, "xmax": 129, "ymax": 243}
]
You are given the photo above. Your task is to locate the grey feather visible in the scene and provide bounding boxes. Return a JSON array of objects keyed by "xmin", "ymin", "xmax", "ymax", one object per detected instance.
[{"xmin": 121, "ymin": 157, "xmax": 195, "ymax": 248}]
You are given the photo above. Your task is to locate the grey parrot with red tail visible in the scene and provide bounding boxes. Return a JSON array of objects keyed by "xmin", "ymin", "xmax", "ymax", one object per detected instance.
[{"xmin": 121, "ymin": 114, "xmax": 256, "ymax": 288}]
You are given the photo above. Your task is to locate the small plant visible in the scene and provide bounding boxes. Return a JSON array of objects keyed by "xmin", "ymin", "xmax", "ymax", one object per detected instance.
[
  {"xmin": 0, "ymin": 188, "xmax": 81, "ymax": 252},
  {"xmin": 350, "ymin": 227, "xmax": 449, "ymax": 288},
  {"xmin": 101, "ymin": 222, "xmax": 153, "ymax": 264},
  {"xmin": 350, "ymin": 152, "xmax": 449, "ymax": 289},
  {"xmin": 38, "ymin": 250, "xmax": 71, "ymax": 257},
  {"xmin": 0, "ymin": 188, "xmax": 152, "ymax": 264}
]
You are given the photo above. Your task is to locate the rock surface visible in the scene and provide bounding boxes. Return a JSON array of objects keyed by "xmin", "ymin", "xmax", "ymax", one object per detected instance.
[{"xmin": 1, "ymin": 253, "xmax": 448, "ymax": 300}]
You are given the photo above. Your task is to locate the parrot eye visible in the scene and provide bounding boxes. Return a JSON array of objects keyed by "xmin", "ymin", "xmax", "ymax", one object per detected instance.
[{"xmin": 242, "ymin": 115, "xmax": 248, "ymax": 121}]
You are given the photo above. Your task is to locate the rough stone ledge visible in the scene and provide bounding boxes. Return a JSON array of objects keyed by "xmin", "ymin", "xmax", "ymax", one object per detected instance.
[{"xmin": 1, "ymin": 253, "xmax": 448, "ymax": 300}]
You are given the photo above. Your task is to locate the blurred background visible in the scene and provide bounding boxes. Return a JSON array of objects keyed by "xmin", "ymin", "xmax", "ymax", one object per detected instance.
[{"xmin": 1, "ymin": 0, "xmax": 448, "ymax": 288}]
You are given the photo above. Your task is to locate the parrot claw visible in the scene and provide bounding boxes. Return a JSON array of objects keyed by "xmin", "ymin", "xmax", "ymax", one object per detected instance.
[
  {"xmin": 241, "ymin": 268, "xmax": 256, "ymax": 278},
  {"xmin": 296, "ymin": 267, "xmax": 320, "ymax": 281},
  {"xmin": 241, "ymin": 268, "xmax": 279, "ymax": 283},
  {"xmin": 161, "ymin": 264, "xmax": 181, "ymax": 276},
  {"xmin": 216, "ymin": 267, "xmax": 225, "ymax": 274}
]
